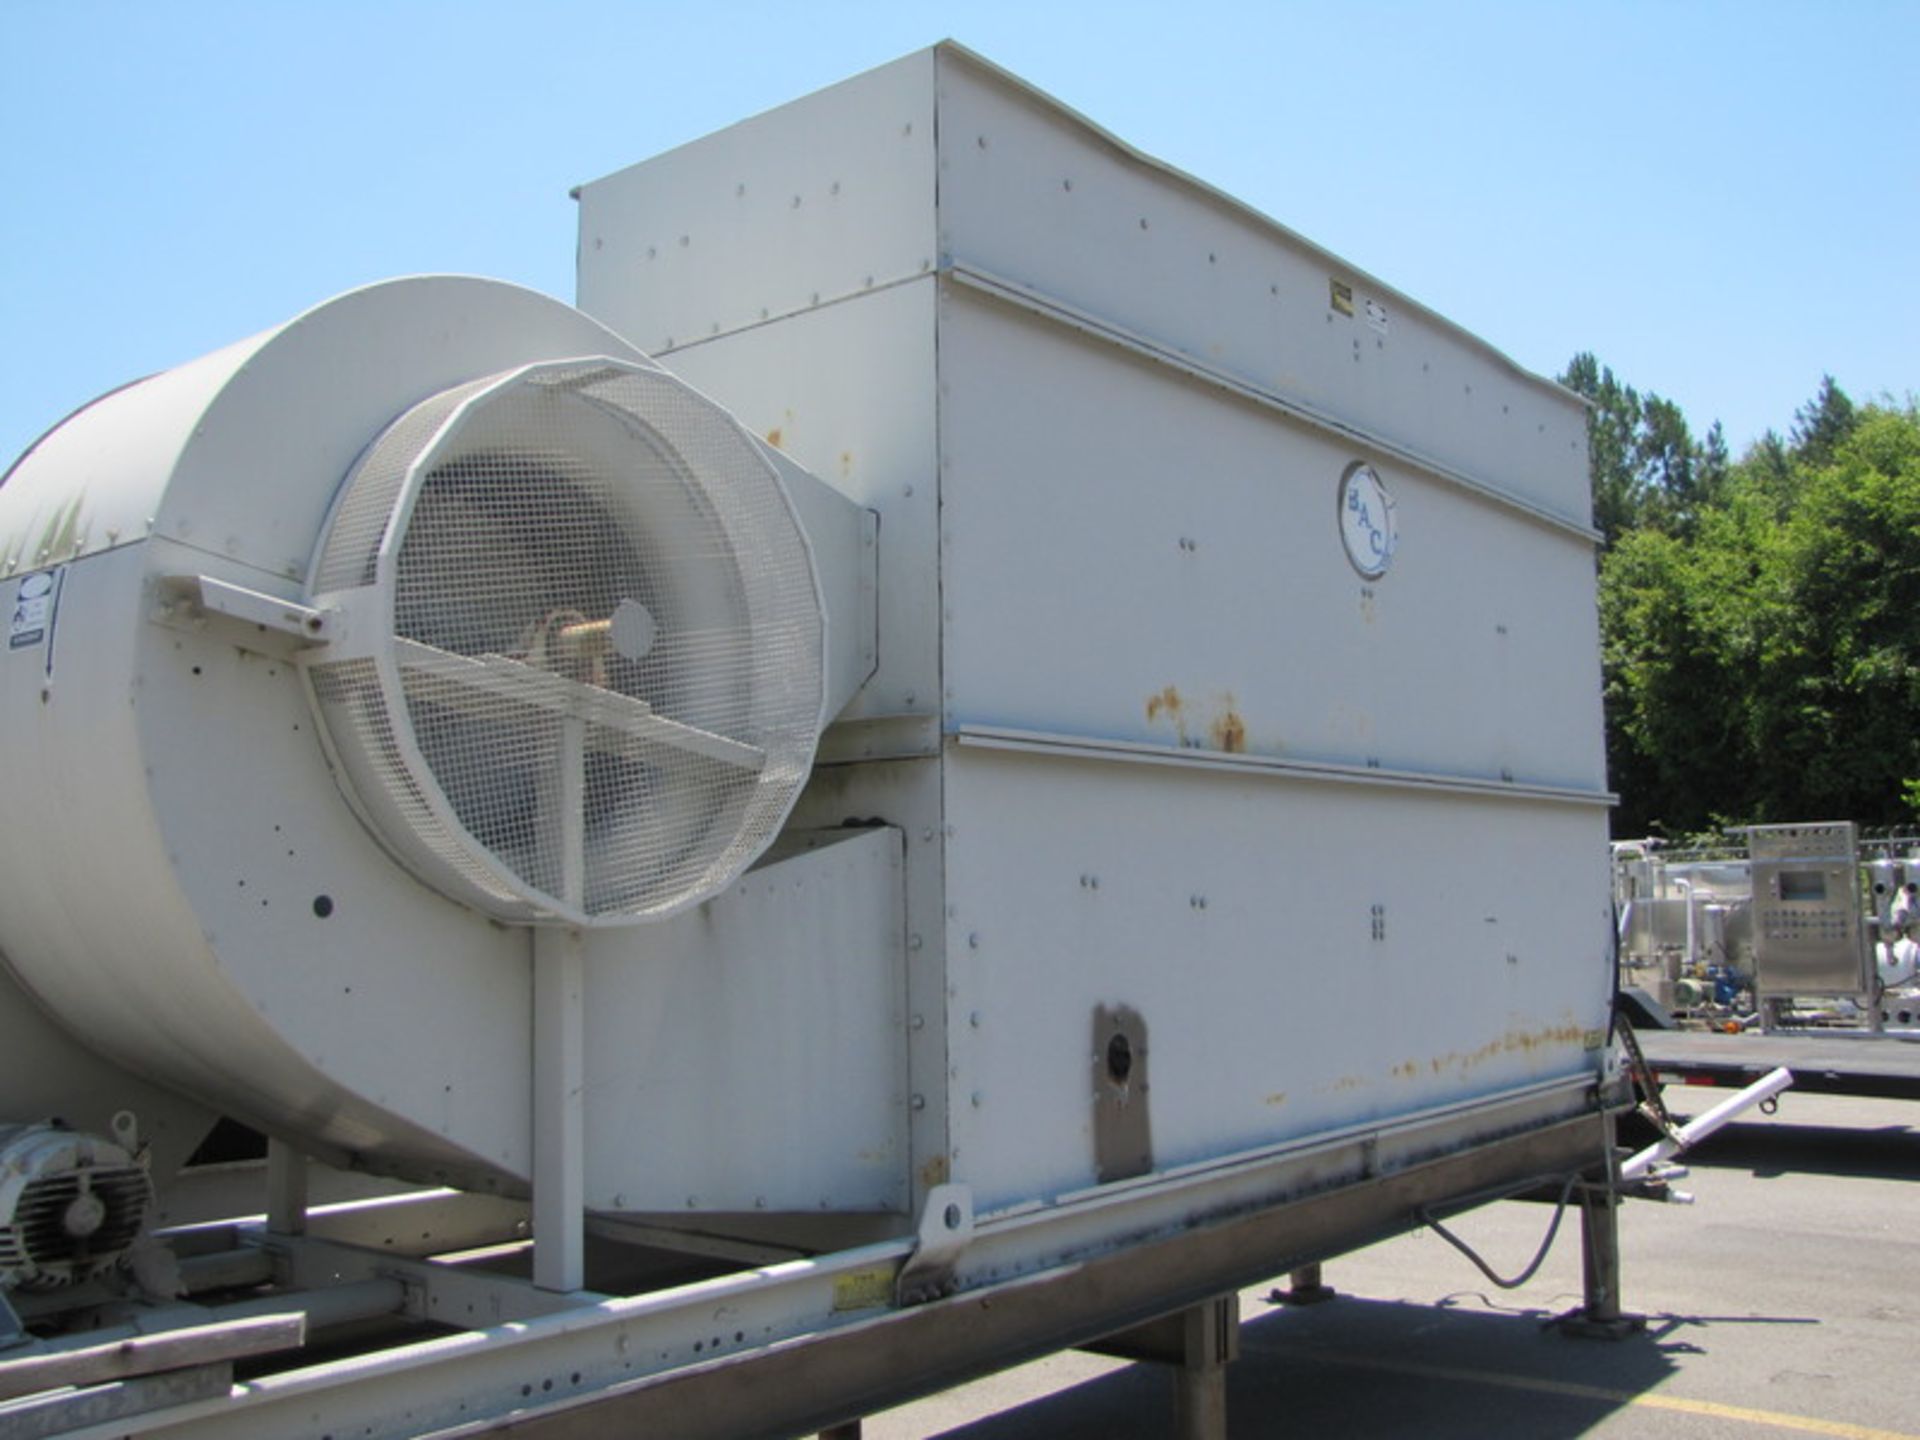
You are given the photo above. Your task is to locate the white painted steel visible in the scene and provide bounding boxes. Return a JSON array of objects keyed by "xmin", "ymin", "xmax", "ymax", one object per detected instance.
[
  {"xmin": 936, "ymin": 291, "xmax": 1606, "ymax": 793},
  {"xmin": 0, "ymin": 278, "xmax": 887, "ymax": 1209},
  {"xmin": 939, "ymin": 750, "xmax": 1610, "ymax": 1208},
  {"xmin": 574, "ymin": 48, "xmax": 938, "ymax": 362},
  {"xmin": 576, "ymin": 40, "xmax": 1612, "ymax": 1223},
  {"xmin": 580, "ymin": 825, "xmax": 909, "ymax": 1215},
  {"xmin": 610, "ymin": 281, "xmax": 943, "ymax": 731},
  {"xmin": 532, "ymin": 928, "xmax": 585, "ymax": 1292},
  {"xmin": 930, "ymin": 48, "xmax": 1592, "ymax": 530}
]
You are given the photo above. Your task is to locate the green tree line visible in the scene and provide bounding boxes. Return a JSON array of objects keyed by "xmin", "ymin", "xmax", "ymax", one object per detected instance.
[{"xmin": 1560, "ymin": 358, "xmax": 1920, "ymax": 837}]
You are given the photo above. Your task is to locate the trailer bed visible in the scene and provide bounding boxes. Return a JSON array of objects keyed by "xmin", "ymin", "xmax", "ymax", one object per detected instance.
[{"xmin": 1640, "ymin": 1029, "xmax": 1920, "ymax": 1100}]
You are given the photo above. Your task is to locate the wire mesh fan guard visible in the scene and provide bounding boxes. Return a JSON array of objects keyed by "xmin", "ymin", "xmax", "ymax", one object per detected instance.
[{"xmin": 304, "ymin": 358, "xmax": 824, "ymax": 926}]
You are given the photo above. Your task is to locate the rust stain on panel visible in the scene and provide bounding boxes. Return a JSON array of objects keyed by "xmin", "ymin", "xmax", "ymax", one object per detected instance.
[
  {"xmin": 1145, "ymin": 685, "xmax": 1191, "ymax": 747},
  {"xmin": 1209, "ymin": 706, "xmax": 1247, "ymax": 754},
  {"xmin": 765, "ymin": 427, "xmax": 784, "ymax": 450},
  {"xmin": 1417, "ymin": 1021, "xmax": 1591, "ymax": 1080},
  {"xmin": 918, "ymin": 1154, "xmax": 950, "ymax": 1188}
]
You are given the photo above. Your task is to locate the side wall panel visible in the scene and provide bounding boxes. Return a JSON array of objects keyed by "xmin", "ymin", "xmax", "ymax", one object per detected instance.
[{"xmin": 941, "ymin": 746, "xmax": 1613, "ymax": 1209}]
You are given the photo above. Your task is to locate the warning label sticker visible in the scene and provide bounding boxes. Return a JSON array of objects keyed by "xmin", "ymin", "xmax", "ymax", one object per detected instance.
[{"xmin": 9, "ymin": 570, "xmax": 60, "ymax": 652}]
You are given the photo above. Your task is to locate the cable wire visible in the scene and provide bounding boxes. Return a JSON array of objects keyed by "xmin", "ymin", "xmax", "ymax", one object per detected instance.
[{"xmin": 1417, "ymin": 1172, "xmax": 1585, "ymax": 1290}]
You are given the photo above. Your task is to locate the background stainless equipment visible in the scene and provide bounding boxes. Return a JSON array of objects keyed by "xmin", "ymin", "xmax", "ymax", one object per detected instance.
[{"xmin": 1749, "ymin": 822, "xmax": 1872, "ymax": 1002}]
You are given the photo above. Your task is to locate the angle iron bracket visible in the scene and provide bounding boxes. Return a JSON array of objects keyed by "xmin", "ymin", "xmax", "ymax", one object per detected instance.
[{"xmin": 895, "ymin": 1183, "xmax": 973, "ymax": 1306}]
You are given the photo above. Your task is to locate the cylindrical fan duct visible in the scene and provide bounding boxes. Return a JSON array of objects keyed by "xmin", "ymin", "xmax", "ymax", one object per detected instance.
[{"xmin": 0, "ymin": 278, "xmax": 837, "ymax": 1191}]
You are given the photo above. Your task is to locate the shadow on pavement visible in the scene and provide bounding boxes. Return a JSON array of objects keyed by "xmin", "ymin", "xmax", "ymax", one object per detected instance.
[
  {"xmin": 1679, "ymin": 1118, "xmax": 1920, "ymax": 1181},
  {"xmin": 906, "ymin": 1291, "xmax": 1817, "ymax": 1438}
]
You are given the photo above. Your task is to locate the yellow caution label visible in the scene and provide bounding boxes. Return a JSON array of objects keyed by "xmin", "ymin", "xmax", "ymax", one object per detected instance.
[
  {"xmin": 1329, "ymin": 279, "xmax": 1355, "ymax": 316},
  {"xmin": 832, "ymin": 1266, "xmax": 895, "ymax": 1313}
]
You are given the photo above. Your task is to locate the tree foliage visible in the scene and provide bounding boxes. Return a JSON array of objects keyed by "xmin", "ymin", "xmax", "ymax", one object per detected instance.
[
  {"xmin": 1558, "ymin": 353, "xmax": 1722, "ymax": 543},
  {"xmin": 1591, "ymin": 371, "xmax": 1920, "ymax": 836}
]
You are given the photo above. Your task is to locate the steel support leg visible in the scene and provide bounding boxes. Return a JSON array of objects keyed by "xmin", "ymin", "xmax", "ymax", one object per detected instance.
[
  {"xmin": 1562, "ymin": 1112, "xmax": 1644, "ymax": 1339},
  {"xmin": 817, "ymin": 1424, "xmax": 861, "ymax": 1440},
  {"xmin": 1085, "ymin": 1293, "xmax": 1239, "ymax": 1440},
  {"xmin": 533, "ymin": 925, "xmax": 585, "ymax": 1293},
  {"xmin": 266, "ymin": 1139, "xmax": 308, "ymax": 1237},
  {"xmin": 1170, "ymin": 1293, "xmax": 1237, "ymax": 1440},
  {"xmin": 1274, "ymin": 1260, "xmax": 1336, "ymax": 1306}
]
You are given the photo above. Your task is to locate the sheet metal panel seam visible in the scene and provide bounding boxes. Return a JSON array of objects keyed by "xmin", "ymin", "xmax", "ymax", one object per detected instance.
[
  {"xmin": 595, "ymin": 262, "xmax": 1597, "ymax": 553},
  {"xmin": 636, "ymin": 268, "xmax": 935, "ymax": 365},
  {"xmin": 942, "ymin": 263, "xmax": 1601, "ymax": 546},
  {"xmin": 954, "ymin": 724, "xmax": 1617, "ymax": 809},
  {"xmin": 933, "ymin": 42, "xmax": 1576, "ymax": 403}
]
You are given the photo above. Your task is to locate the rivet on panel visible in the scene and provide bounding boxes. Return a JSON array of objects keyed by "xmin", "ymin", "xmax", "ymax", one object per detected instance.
[
  {"xmin": 908, "ymin": 933, "xmax": 923, "ymax": 951},
  {"xmin": 910, "ymin": 1094, "xmax": 926, "ymax": 1111},
  {"xmin": 968, "ymin": 932, "xmax": 981, "ymax": 949},
  {"xmin": 971, "ymin": 1092, "xmax": 984, "ymax": 1108},
  {"xmin": 910, "ymin": 1013, "xmax": 925, "ymax": 1030},
  {"xmin": 969, "ymin": 1011, "xmax": 982, "ymax": 1028}
]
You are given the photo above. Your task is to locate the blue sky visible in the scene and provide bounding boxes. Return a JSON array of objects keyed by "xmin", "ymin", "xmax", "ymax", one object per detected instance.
[{"xmin": 2, "ymin": 1, "xmax": 1914, "ymax": 472}]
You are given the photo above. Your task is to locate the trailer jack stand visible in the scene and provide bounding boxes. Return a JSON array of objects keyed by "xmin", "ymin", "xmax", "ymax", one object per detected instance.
[
  {"xmin": 1270, "ymin": 1262, "xmax": 1337, "ymax": 1307},
  {"xmin": 1555, "ymin": 1116, "xmax": 1645, "ymax": 1340}
]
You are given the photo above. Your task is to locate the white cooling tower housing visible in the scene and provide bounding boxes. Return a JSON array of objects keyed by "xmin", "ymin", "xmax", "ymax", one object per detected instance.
[{"xmin": 0, "ymin": 278, "xmax": 876, "ymax": 1192}]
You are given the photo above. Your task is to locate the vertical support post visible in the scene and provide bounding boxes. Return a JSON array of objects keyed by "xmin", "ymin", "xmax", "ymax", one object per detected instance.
[
  {"xmin": 533, "ymin": 924, "xmax": 585, "ymax": 1293},
  {"xmin": 266, "ymin": 1139, "xmax": 308, "ymax": 1237},
  {"xmin": 1276, "ymin": 1261, "xmax": 1336, "ymax": 1306},
  {"xmin": 1579, "ymin": 1135, "xmax": 1624, "ymax": 1325},
  {"xmin": 533, "ymin": 711, "xmax": 588, "ymax": 1294},
  {"xmin": 1563, "ymin": 1110, "xmax": 1644, "ymax": 1338},
  {"xmin": 1171, "ymin": 1293, "xmax": 1237, "ymax": 1440}
]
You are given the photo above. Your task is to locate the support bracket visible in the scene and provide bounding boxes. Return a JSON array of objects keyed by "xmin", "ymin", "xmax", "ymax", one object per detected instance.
[{"xmin": 895, "ymin": 1183, "xmax": 973, "ymax": 1306}]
